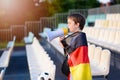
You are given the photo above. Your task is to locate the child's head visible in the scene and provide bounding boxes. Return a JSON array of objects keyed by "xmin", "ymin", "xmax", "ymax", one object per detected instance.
[{"xmin": 67, "ymin": 13, "xmax": 85, "ymax": 32}]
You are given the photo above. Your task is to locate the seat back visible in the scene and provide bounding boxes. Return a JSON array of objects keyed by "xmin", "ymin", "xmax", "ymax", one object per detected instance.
[
  {"xmin": 98, "ymin": 49, "xmax": 111, "ymax": 76},
  {"xmin": 39, "ymin": 27, "xmax": 51, "ymax": 38},
  {"xmin": 58, "ymin": 23, "xmax": 67, "ymax": 28},
  {"xmin": 108, "ymin": 30, "xmax": 116, "ymax": 43},
  {"xmin": 88, "ymin": 44, "xmax": 96, "ymax": 62},
  {"xmin": 92, "ymin": 47, "xmax": 102, "ymax": 66},
  {"xmin": 114, "ymin": 30, "xmax": 120, "ymax": 45}
]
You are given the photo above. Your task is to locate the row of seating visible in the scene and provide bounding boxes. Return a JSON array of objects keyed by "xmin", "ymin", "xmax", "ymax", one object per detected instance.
[
  {"xmin": 24, "ymin": 32, "xmax": 56, "ymax": 80},
  {"xmin": 85, "ymin": 14, "xmax": 106, "ymax": 26},
  {"xmin": 83, "ymin": 27, "xmax": 120, "ymax": 53},
  {"xmin": 88, "ymin": 44, "xmax": 111, "ymax": 78},
  {"xmin": 0, "ymin": 36, "xmax": 16, "ymax": 80},
  {"xmin": 93, "ymin": 19, "xmax": 120, "ymax": 29},
  {"xmin": 106, "ymin": 13, "xmax": 120, "ymax": 20},
  {"xmin": 86, "ymin": 13, "xmax": 120, "ymax": 27}
]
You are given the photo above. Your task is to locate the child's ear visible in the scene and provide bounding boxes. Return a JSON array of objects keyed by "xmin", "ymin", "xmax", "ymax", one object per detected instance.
[{"xmin": 76, "ymin": 23, "xmax": 80, "ymax": 27}]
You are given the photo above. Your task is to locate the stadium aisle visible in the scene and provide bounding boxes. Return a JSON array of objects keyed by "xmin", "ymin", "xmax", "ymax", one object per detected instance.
[{"xmin": 3, "ymin": 46, "xmax": 30, "ymax": 80}]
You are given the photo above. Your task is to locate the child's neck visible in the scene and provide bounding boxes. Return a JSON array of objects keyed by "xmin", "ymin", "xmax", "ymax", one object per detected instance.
[{"xmin": 75, "ymin": 29, "xmax": 81, "ymax": 32}]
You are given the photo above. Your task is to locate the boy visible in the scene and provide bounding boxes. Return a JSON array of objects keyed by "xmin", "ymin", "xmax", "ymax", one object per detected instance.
[{"xmin": 60, "ymin": 13, "xmax": 92, "ymax": 80}]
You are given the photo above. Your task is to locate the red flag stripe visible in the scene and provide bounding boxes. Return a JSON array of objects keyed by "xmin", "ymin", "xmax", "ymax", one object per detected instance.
[{"xmin": 68, "ymin": 46, "xmax": 89, "ymax": 67}]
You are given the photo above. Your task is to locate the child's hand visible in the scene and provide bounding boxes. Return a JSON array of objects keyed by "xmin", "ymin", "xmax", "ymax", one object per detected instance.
[
  {"xmin": 59, "ymin": 36, "xmax": 65, "ymax": 41},
  {"xmin": 59, "ymin": 36, "xmax": 65, "ymax": 48},
  {"xmin": 61, "ymin": 39, "xmax": 68, "ymax": 48}
]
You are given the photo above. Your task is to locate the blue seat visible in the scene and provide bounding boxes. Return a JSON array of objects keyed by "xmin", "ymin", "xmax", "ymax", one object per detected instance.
[
  {"xmin": 85, "ymin": 14, "xmax": 106, "ymax": 26},
  {"xmin": 6, "ymin": 36, "xmax": 16, "ymax": 49},
  {"xmin": 58, "ymin": 23, "xmax": 67, "ymax": 29},
  {"xmin": 39, "ymin": 27, "xmax": 51, "ymax": 38},
  {"xmin": 24, "ymin": 32, "xmax": 34, "ymax": 44}
]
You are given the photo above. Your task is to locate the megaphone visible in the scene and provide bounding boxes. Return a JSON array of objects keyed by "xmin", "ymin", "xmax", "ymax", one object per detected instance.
[{"xmin": 45, "ymin": 27, "xmax": 69, "ymax": 41}]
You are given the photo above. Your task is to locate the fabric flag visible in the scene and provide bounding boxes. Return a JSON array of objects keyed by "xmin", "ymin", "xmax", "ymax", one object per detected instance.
[{"xmin": 67, "ymin": 32, "xmax": 92, "ymax": 80}]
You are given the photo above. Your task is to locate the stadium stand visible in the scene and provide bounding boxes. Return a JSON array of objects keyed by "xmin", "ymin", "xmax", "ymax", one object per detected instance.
[
  {"xmin": 47, "ymin": 33, "xmax": 111, "ymax": 79},
  {"xmin": 0, "ymin": 36, "xmax": 16, "ymax": 80},
  {"xmin": 83, "ymin": 13, "xmax": 120, "ymax": 53},
  {"xmin": 38, "ymin": 16, "xmax": 112, "ymax": 78},
  {"xmin": 85, "ymin": 14, "xmax": 106, "ymax": 26},
  {"xmin": 88, "ymin": 45, "xmax": 111, "ymax": 78},
  {"xmin": 24, "ymin": 34, "xmax": 56, "ymax": 80}
]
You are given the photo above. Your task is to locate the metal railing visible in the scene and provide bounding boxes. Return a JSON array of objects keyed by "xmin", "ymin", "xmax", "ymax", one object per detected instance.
[
  {"xmin": 25, "ymin": 21, "xmax": 42, "ymax": 38},
  {"xmin": 0, "ymin": 29, "xmax": 12, "ymax": 41},
  {"xmin": 69, "ymin": 9, "xmax": 88, "ymax": 18},
  {"xmin": 0, "ymin": 4, "xmax": 120, "ymax": 42},
  {"xmin": 88, "ymin": 4, "xmax": 120, "ymax": 15}
]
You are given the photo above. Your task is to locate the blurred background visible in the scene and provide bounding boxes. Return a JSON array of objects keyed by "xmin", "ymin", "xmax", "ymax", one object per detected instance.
[
  {"xmin": 1, "ymin": 1, "xmax": 120, "ymax": 80},
  {"xmin": 0, "ymin": 0, "xmax": 120, "ymax": 46},
  {"xmin": 0, "ymin": 0, "xmax": 119, "ymax": 29}
]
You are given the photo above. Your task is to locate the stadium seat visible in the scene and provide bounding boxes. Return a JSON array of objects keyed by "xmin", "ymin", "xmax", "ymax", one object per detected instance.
[
  {"xmin": 58, "ymin": 23, "xmax": 68, "ymax": 29},
  {"xmin": 24, "ymin": 32, "xmax": 34, "ymax": 44},
  {"xmin": 89, "ymin": 45, "xmax": 111, "ymax": 79},
  {"xmin": 0, "ymin": 68, "xmax": 6, "ymax": 80},
  {"xmin": 88, "ymin": 44, "xmax": 96, "ymax": 62},
  {"xmin": 90, "ymin": 47, "xmax": 102, "ymax": 67},
  {"xmin": 86, "ymin": 15, "xmax": 96, "ymax": 26},
  {"xmin": 39, "ymin": 27, "xmax": 51, "ymax": 38},
  {"xmin": 0, "ymin": 36, "xmax": 16, "ymax": 80},
  {"xmin": 107, "ymin": 30, "xmax": 116, "ymax": 43},
  {"xmin": 113, "ymin": 30, "xmax": 120, "ymax": 45},
  {"xmin": 97, "ymin": 49, "xmax": 111, "ymax": 76},
  {"xmin": 86, "ymin": 14, "xmax": 106, "ymax": 27},
  {"xmin": 25, "ymin": 37, "xmax": 56, "ymax": 80},
  {"xmin": 7, "ymin": 36, "xmax": 16, "ymax": 49}
]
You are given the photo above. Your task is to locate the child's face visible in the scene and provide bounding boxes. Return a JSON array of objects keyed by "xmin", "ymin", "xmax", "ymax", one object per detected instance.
[{"xmin": 67, "ymin": 18, "xmax": 79, "ymax": 32}]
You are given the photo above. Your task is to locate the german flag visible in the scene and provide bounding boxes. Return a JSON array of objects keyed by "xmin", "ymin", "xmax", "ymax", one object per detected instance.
[{"xmin": 67, "ymin": 32, "xmax": 92, "ymax": 80}]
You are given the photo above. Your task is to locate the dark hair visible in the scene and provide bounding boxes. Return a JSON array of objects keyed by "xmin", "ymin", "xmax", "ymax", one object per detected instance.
[{"xmin": 67, "ymin": 13, "xmax": 85, "ymax": 30}]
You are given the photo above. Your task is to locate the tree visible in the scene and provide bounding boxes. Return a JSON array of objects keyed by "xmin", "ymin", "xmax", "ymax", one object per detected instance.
[{"xmin": 47, "ymin": 0, "xmax": 100, "ymax": 16}]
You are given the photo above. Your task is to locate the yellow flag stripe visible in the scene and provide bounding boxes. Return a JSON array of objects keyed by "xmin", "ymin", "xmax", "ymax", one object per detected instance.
[
  {"xmin": 70, "ymin": 63, "xmax": 92, "ymax": 80},
  {"xmin": 62, "ymin": 28, "xmax": 68, "ymax": 35}
]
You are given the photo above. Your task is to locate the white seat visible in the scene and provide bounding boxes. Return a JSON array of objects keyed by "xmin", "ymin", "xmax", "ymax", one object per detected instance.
[
  {"xmin": 0, "ymin": 36, "xmax": 16, "ymax": 68},
  {"xmin": 90, "ymin": 46, "xmax": 111, "ymax": 79},
  {"xmin": 113, "ymin": 30, "xmax": 120, "ymax": 45},
  {"xmin": 97, "ymin": 49, "xmax": 111, "ymax": 76},
  {"xmin": 107, "ymin": 30, "xmax": 116, "ymax": 43},
  {"xmin": 25, "ymin": 37, "xmax": 56, "ymax": 80},
  {"xmin": 102, "ymin": 29, "xmax": 110, "ymax": 42},
  {"xmin": 90, "ymin": 47, "xmax": 102, "ymax": 67},
  {"xmin": 88, "ymin": 44, "xmax": 96, "ymax": 62},
  {"xmin": 0, "ymin": 36, "xmax": 15, "ymax": 80},
  {"xmin": 85, "ymin": 27, "xmax": 120, "ymax": 52},
  {"xmin": 0, "ymin": 68, "xmax": 6, "ymax": 80},
  {"xmin": 94, "ymin": 28, "xmax": 100, "ymax": 39},
  {"xmin": 98, "ymin": 29, "xmax": 105, "ymax": 41}
]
